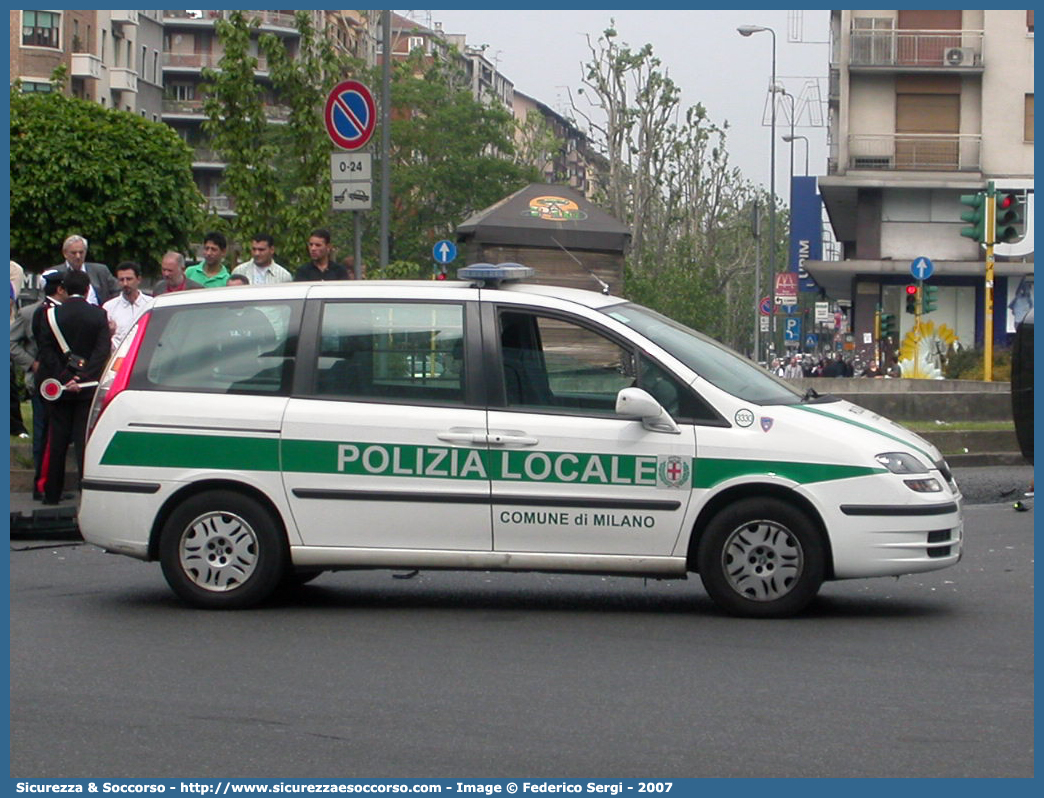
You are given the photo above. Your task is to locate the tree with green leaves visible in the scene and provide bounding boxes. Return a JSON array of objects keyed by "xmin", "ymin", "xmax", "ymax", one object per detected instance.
[
  {"xmin": 380, "ymin": 54, "xmax": 535, "ymax": 262},
  {"xmin": 572, "ymin": 23, "xmax": 789, "ymax": 354},
  {"xmin": 10, "ymin": 79, "xmax": 202, "ymax": 273},
  {"xmin": 330, "ymin": 53, "xmax": 536, "ymax": 269},
  {"xmin": 202, "ymin": 10, "xmax": 353, "ymax": 265}
]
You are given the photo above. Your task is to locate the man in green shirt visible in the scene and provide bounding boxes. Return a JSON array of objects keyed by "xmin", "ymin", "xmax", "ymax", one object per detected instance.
[{"xmin": 185, "ymin": 231, "xmax": 231, "ymax": 288}]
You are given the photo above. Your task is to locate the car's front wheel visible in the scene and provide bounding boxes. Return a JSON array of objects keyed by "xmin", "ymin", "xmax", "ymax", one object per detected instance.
[
  {"xmin": 159, "ymin": 490, "xmax": 286, "ymax": 609},
  {"xmin": 697, "ymin": 498, "xmax": 825, "ymax": 618}
]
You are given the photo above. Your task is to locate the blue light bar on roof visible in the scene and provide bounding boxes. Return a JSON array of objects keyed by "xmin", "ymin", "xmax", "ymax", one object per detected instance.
[{"xmin": 457, "ymin": 263, "xmax": 535, "ymax": 285}]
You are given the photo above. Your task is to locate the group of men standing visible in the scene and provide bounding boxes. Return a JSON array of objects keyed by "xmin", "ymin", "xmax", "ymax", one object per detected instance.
[{"xmin": 11, "ymin": 227, "xmax": 363, "ymax": 505}]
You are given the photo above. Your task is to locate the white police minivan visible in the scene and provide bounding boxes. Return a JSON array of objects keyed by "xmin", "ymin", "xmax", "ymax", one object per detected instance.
[{"xmin": 79, "ymin": 265, "xmax": 962, "ymax": 617}]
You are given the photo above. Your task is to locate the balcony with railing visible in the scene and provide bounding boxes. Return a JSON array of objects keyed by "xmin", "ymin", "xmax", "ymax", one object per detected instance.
[
  {"xmin": 163, "ymin": 99, "xmax": 206, "ymax": 117},
  {"xmin": 192, "ymin": 147, "xmax": 224, "ymax": 166},
  {"xmin": 849, "ymin": 29, "xmax": 983, "ymax": 70},
  {"xmin": 847, "ymin": 133, "xmax": 981, "ymax": 172},
  {"xmin": 163, "ymin": 52, "xmax": 269, "ymax": 72},
  {"xmin": 70, "ymin": 53, "xmax": 102, "ymax": 80},
  {"xmin": 109, "ymin": 68, "xmax": 138, "ymax": 93},
  {"xmin": 110, "ymin": 10, "xmax": 138, "ymax": 26},
  {"xmin": 163, "ymin": 10, "xmax": 298, "ymax": 31},
  {"xmin": 205, "ymin": 195, "xmax": 234, "ymax": 214},
  {"xmin": 163, "ymin": 99, "xmax": 292, "ymax": 122}
]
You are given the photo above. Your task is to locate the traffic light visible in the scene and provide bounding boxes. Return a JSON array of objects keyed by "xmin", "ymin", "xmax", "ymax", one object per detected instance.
[
  {"xmin": 960, "ymin": 191, "xmax": 986, "ymax": 243},
  {"xmin": 922, "ymin": 283, "xmax": 938, "ymax": 313},
  {"xmin": 995, "ymin": 191, "xmax": 1023, "ymax": 243},
  {"xmin": 905, "ymin": 284, "xmax": 919, "ymax": 314},
  {"xmin": 880, "ymin": 312, "xmax": 897, "ymax": 338}
]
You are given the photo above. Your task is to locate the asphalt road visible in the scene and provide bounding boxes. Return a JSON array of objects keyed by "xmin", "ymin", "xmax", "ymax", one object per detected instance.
[{"xmin": 10, "ymin": 503, "xmax": 1033, "ymax": 779}]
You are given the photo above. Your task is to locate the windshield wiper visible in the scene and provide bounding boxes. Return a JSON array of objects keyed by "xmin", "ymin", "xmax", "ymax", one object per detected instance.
[{"xmin": 802, "ymin": 387, "xmax": 820, "ymax": 402}]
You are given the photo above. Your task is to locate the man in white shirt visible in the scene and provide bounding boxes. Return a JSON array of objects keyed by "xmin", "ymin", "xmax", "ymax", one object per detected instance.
[
  {"xmin": 233, "ymin": 234, "xmax": 292, "ymax": 285},
  {"xmin": 52, "ymin": 234, "xmax": 120, "ymax": 306},
  {"xmin": 103, "ymin": 262, "xmax": 154, "ymax": 349}
]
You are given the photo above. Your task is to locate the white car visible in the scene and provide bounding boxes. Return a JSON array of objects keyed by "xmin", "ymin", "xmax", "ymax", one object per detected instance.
[{"xmin": 79, "ymin": 264, "xmax": 962, "ymax": 617}]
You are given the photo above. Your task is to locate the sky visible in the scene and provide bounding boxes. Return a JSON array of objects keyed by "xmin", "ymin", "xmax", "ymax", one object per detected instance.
[{"xmin": 399, "ymin": 9, "xmax": 833, "ymax": 205}]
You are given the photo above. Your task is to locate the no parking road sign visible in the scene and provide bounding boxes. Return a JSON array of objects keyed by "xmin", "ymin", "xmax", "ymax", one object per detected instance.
[{"xmin": 324, "ymin": 80, "xmax": 376, "ymax": 151}]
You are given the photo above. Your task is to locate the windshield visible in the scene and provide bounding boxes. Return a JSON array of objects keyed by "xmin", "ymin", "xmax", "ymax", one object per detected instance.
[{"xmin": 602, "ymin": 303, "xmax": 805, "ymax": 405}]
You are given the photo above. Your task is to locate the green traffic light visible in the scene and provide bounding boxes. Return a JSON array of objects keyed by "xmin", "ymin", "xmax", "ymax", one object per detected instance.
[
  {"xmin": 922, "ymin": 284, "xmax": 938, "ymax": 313},
  {"xmin": 959, "ymin": 192, "xmax": 986, "ymax": 242},
  {"xmin": 880, "ymin": 312, "xmax": 896, "ymax": 337}
]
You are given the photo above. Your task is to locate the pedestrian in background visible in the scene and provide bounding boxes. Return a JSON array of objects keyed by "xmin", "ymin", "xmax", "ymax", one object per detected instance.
[
  {"xmin": 35, "ymin": 270, "xmax": 111, "ymax": 504},
  {"xmin": 153, "ymin": 251, "xmax": 203, "ymax": 295},
  {"xmin": 186, "ymin": 231, "xmax": 231, "ymax": 288},
  {"xmin": 103, "ymin": 261, "xmax": 153, "ymax": 349},
  {"xmin": 9, "ymin": 283, "xmax": 29, "ymax": 438},
  {"xmin": 13, "ymin": 273, "xmax": 65, "ymax": 497},
  {"xmin": 52, "ymin": 234, "xmax": 119, "ymax": 306},
  {"xmin": 343, "ymin": 255, "xmax": 366, "ymax": 280},
  {"xmin": 295, "ymin": 228, "xmax": 349, "ymax": 281},
  {"xmin": 233, "ymin": 234, "xmax": 292, "ymax": 285}
]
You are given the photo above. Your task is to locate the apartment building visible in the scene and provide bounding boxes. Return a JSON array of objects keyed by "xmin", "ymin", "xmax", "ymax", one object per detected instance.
[
  {"xmin": 11, "ymin": 9, "xmax": 163, "ymax": 119},
  {"xmin": 807, "ymin": 10, "xmax": 1034, "ymax": 368},
  {"xmin": 512, "ymin": 90, "xmax": 606, "ymax": 198}
]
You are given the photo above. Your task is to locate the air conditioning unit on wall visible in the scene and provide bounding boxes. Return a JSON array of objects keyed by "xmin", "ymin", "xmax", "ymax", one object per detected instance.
[{"xmin": 944, "ymin": 47, "xmax": 975, "ymax": 66}]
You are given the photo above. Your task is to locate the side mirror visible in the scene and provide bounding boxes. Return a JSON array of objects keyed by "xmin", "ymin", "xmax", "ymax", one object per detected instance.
[{"xmin": 615, "ymin": 387, "xmax": 680, "ymax": 434}]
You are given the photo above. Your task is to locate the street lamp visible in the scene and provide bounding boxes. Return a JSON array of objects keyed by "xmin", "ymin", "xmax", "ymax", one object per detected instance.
[
  {"xmin": 773, "ymin": 84, "xmax": 795, "ymax": 190},
  {"xmin": 738, "ymin": 23, "xmax": 776, "ymax": 363},
  {"xmin": 782, "ymin": 134, "xmax": 810, "ymax": 177}
]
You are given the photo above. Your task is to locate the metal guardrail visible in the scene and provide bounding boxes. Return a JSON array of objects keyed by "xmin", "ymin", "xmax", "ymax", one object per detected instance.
[
  {"xmin": 163, "ymin": 10, "xmax": 298, "ymax": 29},
  {"xmin": 848, "ymin": 133, "xmax": 981, "ymax": 171},
  {"xmin": 850, "ymin": 29, "xmax": 984, "ymax": 68},
  {"xmin": 163, "ymin": 52, "xmax": 269, "ymax": 71}
]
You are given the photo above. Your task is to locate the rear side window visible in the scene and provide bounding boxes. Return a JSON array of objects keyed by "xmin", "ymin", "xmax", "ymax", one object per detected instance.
[
  {"xmin": 136, "ymin": 301, "xmax": 299, "ymax": 395},
  {"xmin": 313, "ymin": 301, "xmax": 466, "ymax": 404}
]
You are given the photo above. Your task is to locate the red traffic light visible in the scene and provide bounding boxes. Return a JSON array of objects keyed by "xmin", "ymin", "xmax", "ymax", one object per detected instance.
[
  {"xmin": 435, "ymin": 272, "xmax": 447, "ymax": 281},
  {"xmin": 998, "ymin": 193, "xmax": 1014, "ymax": 210},
  {"xmin": 905, "ymin": 285, "xmax": 919, "ymax": 295}
]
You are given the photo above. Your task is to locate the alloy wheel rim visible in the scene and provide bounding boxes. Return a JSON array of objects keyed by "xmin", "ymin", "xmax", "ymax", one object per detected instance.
[
  {"xmin": 179, "ymin": 511, "xmax": 259, "ymax": 592},
  {"xmin": 722, "ymin": 520, "xmax": 803, "ymax": 602}
]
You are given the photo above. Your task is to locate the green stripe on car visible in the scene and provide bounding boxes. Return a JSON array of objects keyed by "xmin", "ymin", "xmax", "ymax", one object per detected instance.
[{"xmin": 101, "ymin": 432, "xmax": 886, "ymax": 489}]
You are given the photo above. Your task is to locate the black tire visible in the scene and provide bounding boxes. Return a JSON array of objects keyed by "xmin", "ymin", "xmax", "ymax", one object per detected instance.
[
  {"xmin": 697, "ymin": 497, "xmax": 825, "ymax": 618},
  {"xmin": 159, "ymin": 490, "xmax": 287, "ymax": 609}
]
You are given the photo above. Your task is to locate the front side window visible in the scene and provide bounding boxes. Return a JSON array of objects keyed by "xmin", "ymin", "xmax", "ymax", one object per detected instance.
[
  {"xmin": 313, "ymin": 302, "xmax": 465, "ymax": 404},
  {"xmin": 499, "ymin": 310, "xmax": 634, "ymax": 415},
  {"xmin": 139, "ymin": 302, "xmax": 297, "ymax": 395},
  {"xmin": 603, "ymin": 303, "xmax": 805, "ymax": 406},
  {"xmin": 23, "ymin": 11, "xmax": 60, "ymax": 48}
]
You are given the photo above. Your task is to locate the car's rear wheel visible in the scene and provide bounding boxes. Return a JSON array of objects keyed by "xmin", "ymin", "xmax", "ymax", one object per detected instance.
[
  {"xmin": 697, "ymin": 498, "xmax": 824, "ymax": 618},
  {"xmin": 159, "ymin": 491, "xmax": 286, "ymax": 609}
]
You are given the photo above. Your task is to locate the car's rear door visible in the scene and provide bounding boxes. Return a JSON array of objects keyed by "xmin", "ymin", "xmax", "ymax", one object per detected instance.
[{"xmin": 281, "ymin": 285, "xmax": 492, "ymax": 550}]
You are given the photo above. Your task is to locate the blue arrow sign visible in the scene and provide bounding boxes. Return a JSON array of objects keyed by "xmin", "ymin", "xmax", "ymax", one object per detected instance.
[
  {"xmin": 433, "ymin": 240, "xmax": 457, "ymax": 264},
  {"xmin": 910, "ymin": 256, "xmax": 934, "ymax": 281}
]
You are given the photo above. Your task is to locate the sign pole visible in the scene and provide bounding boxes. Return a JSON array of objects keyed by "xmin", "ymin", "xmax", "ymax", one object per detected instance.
[
  {"xmin": 984, "ymin": 181, "xmax": 996, "ymax": 382},
  {"xmin": 353, "ymin": 211, "xmax": 362, "ymax": 279},
  {"xmin": 379, "ymin": 10, "xmax": 391, "ymax": 269}
]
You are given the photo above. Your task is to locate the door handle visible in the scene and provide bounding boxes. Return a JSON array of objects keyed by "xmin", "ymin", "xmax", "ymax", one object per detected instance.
[
  {"xmin": 437, "ymin": 428, "xmax": 485, "ymax": 444},
  {"xmin": 487, "ymin": 430, "xmax": 539, "ymax": 446}
]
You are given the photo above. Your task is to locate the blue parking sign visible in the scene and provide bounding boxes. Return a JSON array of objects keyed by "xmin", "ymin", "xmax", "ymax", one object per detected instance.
[{"xmin": 784, "ymin": 316, "xmax": 802, "ymax": 342}]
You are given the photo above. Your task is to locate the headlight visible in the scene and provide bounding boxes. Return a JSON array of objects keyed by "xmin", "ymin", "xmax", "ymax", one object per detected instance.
[{"xmin": 875, "ymin": 452, "xmax": 929, "ymax": 474}]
